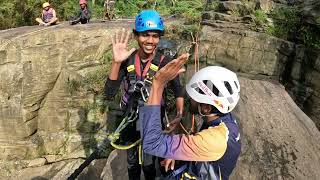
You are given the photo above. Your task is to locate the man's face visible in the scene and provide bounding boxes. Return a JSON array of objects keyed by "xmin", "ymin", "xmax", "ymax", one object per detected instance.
[
  {"xmin": 136, "ymin": 31, "xmax": 160, "ymax": 55},
  {"xmin": 80, "ymin": 3, "xmax": 86, "ymax": 9}
]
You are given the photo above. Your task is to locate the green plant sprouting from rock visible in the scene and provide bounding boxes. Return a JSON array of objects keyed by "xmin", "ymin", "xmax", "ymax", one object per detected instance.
[
  {"xmin": 253, "ymin": 10, "xmax": 268, "ymax": 27},
  {"xmin": 266, "ymin": 6, "xmax": 300, "ymax": 40},
  {"xmin": 250, "ymin": 6, "xmax": 320, "ymax": 49},
  {"xmin": 267, "ymin": 6, "xmax": 320, "ymax": 49}
]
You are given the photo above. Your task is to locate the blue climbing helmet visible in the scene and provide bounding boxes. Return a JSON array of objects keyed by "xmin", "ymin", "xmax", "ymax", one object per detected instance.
[{"xmin": 135, "ymin": 10, "xmax": 165, "ymax": 33}]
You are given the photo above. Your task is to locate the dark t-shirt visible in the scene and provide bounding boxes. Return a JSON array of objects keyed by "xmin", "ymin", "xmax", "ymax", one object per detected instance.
[{"xmin": 104, "ymin": 50, "xmax": 184, "ymax": 100}]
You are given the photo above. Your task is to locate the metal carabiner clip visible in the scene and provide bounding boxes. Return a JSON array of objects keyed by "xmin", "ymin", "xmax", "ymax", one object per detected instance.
[
  {"xmin": 134, "ymin": 81, "xmax": 144, "ymax": 92},
  {"xmin": 140, "ymin": 86, "xmax": 150, "ymax": 102}
]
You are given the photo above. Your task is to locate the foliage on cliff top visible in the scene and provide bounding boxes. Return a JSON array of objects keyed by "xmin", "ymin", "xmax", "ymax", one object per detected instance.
[
  {"xmin": 0, "ymin": 0, "xmax": 205, "ymax": 30},
  {"xmin": 252, "ymin": 6, "xmax": 320, "ymax": 49}
]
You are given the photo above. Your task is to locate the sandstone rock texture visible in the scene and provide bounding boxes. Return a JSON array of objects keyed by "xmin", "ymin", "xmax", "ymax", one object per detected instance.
[
  {"xmin": 1, "ymin": 2, "xmax": 320, "ymax": 179},
  {"xmin": 11, "ymin": 78, "xmax": 320, "ymax": 179},
  {"xmin": 11, "ymin": 158, "xmax": 107, "ymax": 180},
  {"xmin": 202, "ymin": 0, "xmax": 320, "ymax": 131},
  {"xmin": 0, "ymin": 23, "xmax": 124, "ymax": 177},
  {"xmin": 231, "ymin": 77, "xmax": 320, "ymax": 180},
  {"xmin": 303, "ymin": 0, "xmax": 320, "ymax": 26}
]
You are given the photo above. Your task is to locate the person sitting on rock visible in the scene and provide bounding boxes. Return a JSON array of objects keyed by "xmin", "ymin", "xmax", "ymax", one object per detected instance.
[
  {"xmin": 70, "ymin": 0, "xmax": 91, "ymax": 25},
  {"xmin": 35, "ymin": 2, "xmax": 58, "ymax": 26},
  {"xmin": 140, "ymin": 62, "xmax": 242, "ymax": 180}
]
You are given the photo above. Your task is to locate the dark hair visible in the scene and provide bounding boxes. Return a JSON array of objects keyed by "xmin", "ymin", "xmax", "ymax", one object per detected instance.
[
  {"xmin": 132, "ymin": 29, "xmax": 164, "ymax": 36},
  {"xmin": 210, "ymin": 105, "xmax": 224, "ymax": 116}
]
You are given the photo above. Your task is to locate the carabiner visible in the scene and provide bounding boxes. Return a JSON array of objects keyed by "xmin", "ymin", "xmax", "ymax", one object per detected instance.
[{"xmin": 140, "ymin": 86, "xmax": 150, "ymax": 102}]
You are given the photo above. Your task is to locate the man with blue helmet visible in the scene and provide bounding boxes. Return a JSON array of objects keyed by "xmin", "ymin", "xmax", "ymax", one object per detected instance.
[{"xmin": 104, "ymin": 10, "xmax": 184, "ymax": 180}]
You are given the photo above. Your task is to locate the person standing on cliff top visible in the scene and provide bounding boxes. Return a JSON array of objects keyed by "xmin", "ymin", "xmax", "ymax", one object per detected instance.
[
  {"xmin": 103, "ymin": 0, "xmax": 116, "ymax": 20},
  {"xmin": 35, "ymin": 2, "xmax": 58, "ymax": 26},
  {"xmin": 104, "ymin": 10, "xmax": 185, "ymax": 180}
]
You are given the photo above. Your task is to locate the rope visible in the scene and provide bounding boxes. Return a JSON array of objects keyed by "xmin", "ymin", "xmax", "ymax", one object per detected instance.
[
  {"xmin": 139, "ymin": 143, "xmax": 143, "ymax": 165},
  {"xmin": 106, "ymin": 109, "xmax": 141, "ymax": 150},
  {"xmin": 110, "ymin": 139, "xmax": 141, "ymax": 150},
  {"xmin": 179, "ymin": 122, "xmax": 190, "ymax": 135},
  {"xmin": 179, "ymin": 30, "xmax": 201, "ymax": 135}
]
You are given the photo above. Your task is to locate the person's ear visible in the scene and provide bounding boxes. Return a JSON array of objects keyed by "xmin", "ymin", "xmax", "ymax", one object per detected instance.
[
  {"xmin": 201, "ymin": 104, "xmax": 212, "ymax": 115},
  {"xmin": 134, "ymin": 34, "xmax": 138, "ymax": 41}
]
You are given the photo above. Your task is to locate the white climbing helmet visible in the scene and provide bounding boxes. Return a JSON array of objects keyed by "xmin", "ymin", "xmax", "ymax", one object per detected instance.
[{"xmin": 186, "ymin": 66, "xmax": 240, "ymax": 114}]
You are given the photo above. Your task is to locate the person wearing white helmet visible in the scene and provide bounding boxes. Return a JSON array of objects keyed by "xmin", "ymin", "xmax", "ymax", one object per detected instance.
[
  {"xmin": 35, "ymin": 2, "xmax": 58, "ymax": 26},
  {"xmin": 140, "ymin": 56, "xmax": 241, "ymax": 180}
]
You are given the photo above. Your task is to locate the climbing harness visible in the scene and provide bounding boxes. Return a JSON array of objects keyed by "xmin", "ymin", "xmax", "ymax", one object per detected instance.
[{"xmin": 107, "ymin": 80, "xmax": 150, "ymax": 150}]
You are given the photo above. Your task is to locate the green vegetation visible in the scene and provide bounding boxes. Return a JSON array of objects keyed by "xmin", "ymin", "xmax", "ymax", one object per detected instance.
[
  {"xmin": 266, "ymin": 6, "xmax": 300, "ymax": 40},
  {"xmin": 250, "ymin": 6, "xmax": 320, "ymax": 49},
  {"xmin": 0, "ymin": 0, "xmax": 205, "ymax": 30},
  {"xmin": 253, "ymin": 10, "xmax": 268, "ymax": 26},
  {"xmin": 166, "ymin": 23, "xmax": 201, "ymax": 40},
  {"xmin": 67, "ymin": 79, "xmax": 82, "ymax": 96},
  {"xmin": 266, "ymin": 6, "xmax": 320, "ymax": 49}
]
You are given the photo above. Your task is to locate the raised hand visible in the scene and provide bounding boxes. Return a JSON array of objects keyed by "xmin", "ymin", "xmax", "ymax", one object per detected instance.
[
  {"xmin": 148, "ymin": 53, "xmax": 189, "ymax": 105},
  {"xmin": 153, "ymin": 53, "xmax": 189, "ymax": 86},
  {"xmin": 111, "ymin": 28, "xmax": 136, "ymax": 63}
]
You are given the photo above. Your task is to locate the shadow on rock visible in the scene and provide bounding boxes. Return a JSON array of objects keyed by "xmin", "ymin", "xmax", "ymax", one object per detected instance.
[
  {"xmin": 76, "ymin": 107, "xmax": 101, "ymax": 157},
  {"xmin": 31, "ymin": 177, "xmax": 49, "ymax": 180}
]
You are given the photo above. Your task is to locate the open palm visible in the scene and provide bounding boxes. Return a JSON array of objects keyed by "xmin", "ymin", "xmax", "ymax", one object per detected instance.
[
  {"xmin": 154, "ymin": 53, "xmax": 189, "ymax": 84},
  {"xmin": 112, "ymin": 29, "xmax": 136, "ymax": 63}
]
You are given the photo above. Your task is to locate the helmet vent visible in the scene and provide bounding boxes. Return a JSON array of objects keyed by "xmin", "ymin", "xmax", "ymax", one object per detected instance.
[
  {"xmin": 234, "ymin": 81, "xmax": 238, "ymax": 89},
  {"xmin": 191, "ymin": 83, "xmax": 198, "ymax": 88},
  {"xmin": 227, "ymin": 97, "xmax": 234, "ymax": 104},
  {"xmin": 203, "ymin": 80, "xmax": 220, "ymax": 96},
  {"xmin": 224, "ymin": 81, "xmax": 233, "ymax": 94},
  {"xmin": 195, "ymin": 87, "xmax": 205, "ymax": 95}
]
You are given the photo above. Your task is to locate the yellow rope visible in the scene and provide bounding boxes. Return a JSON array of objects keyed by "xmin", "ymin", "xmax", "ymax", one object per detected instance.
[
  {"xmin": 110, "ymin": 139, "xmax": 141, "ymax": 150},
  {"xmin": 138, "ymin": 143, "xmax": 142, "ymax": 165}
]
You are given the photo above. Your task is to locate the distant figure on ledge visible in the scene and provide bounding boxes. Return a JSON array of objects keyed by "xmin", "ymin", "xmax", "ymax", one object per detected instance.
[
  {"xmin": 35, "ymin": 2, "xmax": 58, "ymax": 26},
  {"xmin": 104, "ymin": 0, "xmax": 116, "ymax": 20},
  {"xmin": 70, "ymin": 0, "xmax": 91, "ymax": 25}
]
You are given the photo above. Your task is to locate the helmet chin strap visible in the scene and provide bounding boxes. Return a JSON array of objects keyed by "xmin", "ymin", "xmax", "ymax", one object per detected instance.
[{"xmin": 197, "ymin": 105, "xmax": 217, "ymax": 117}]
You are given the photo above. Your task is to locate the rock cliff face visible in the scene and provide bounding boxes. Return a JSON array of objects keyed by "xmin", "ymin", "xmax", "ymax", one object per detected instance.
[
  {"xmin": 9, "ymin": 78, "xmax": 320, "ymax": 180},
  {"xmin": 303, "ymin": 0, "xmax": 320, "ymax": 26},
  {"xmin": 0, "ymin": 23, "xmax": 123, "ymax": 177},
  {"xmin": 202, "ymin": 0, "xmax": 320, "ymax": 131},
  {"xmin": 1, "ymin": 1, "xmax": 320, "ymax": 179}
]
